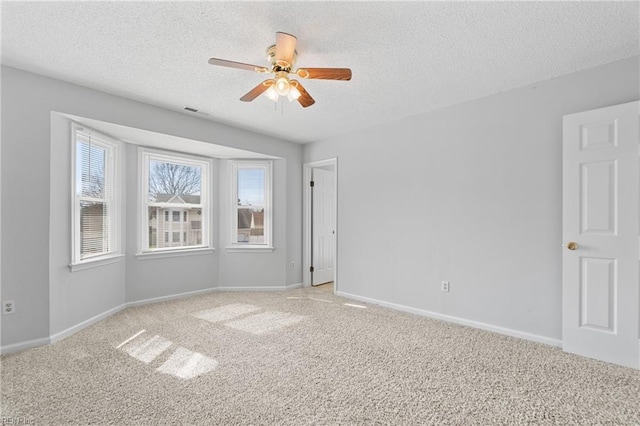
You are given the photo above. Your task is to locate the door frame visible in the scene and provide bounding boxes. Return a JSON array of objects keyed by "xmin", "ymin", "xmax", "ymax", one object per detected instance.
[{"xmin": 303, "ymin": 158, "xmax": 338, "ymax": 291}]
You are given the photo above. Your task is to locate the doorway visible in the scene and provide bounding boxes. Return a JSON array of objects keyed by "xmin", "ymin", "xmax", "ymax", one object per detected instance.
[{"xmin": 303, "ymin": 159, "xmax": 338, "ymax": 292}]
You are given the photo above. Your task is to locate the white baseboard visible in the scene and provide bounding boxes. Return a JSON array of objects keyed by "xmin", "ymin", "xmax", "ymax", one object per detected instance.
[
  {"xmin": 0, "ymin": 337, "xmax": 51, "ymax": 355},
  {"xmin": 286, "ymin": 282, "xmax": 303, "ymax": 290},
  {"xmin": 218, "ymin": 285, "xmax": 294, "ymax": 292},
  {"xmin": 337, "ymin": 291, "xmax": 562, "ymax": 348},
  {"xmin": 50, "ymin": 303, "xmax": 126, "ymax": 344},
  {"xmin": 126, "ymin": 287, "xmax": 218, "ymax": 308}
]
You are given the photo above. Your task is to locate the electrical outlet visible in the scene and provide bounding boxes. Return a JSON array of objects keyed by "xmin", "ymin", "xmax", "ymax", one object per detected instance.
[
  {"xmin": 441, "ymin": 281, "xmax": 450, "ymax": 292},
  {"xmin": 3, "ymin": 300, "xmax": 15, "ymax": 315},
  {"xmin": 291, "ymin": 261, "xmax": 296, "ymax": 269}
]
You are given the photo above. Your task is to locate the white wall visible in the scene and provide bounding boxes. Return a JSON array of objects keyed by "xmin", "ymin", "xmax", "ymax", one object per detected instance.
[
  {"xmin": 1, "ymin": 66, "xmax": 303, "ymax": 348},
  {"xmin": 303, "ymin": 57, "xmax": 639, "ymax": 342}
]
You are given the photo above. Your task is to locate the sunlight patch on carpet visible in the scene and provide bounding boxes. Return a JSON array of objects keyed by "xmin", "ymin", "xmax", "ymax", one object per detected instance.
[
  {"xmin": 225, "ymin": 311, "xmax": 305, "ymax": 335},
  {"xmin": 344, "ymin": 303, "xmax": 367, "ymax": 309},
  {"xmin": 156, "ymin": 347, "xmax": 218, "ymax": 380},
  {"xmin": 308, "ymin": 297, "xmax": 332, "ymax": 303},
  {"xmin": 116, "ymin": 329, "xmax": 146, "ymax": 349},
  {"xmin": 193, "ymin": 303, "xmax": 261, "ymax": 323},
  {"xmin": 121, "ymin": 335, "xmax": 172, "ymax": 363}
]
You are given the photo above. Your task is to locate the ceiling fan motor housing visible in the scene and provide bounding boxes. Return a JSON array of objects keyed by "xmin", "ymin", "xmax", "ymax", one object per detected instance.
[{"xmin": 266, "ymin": 45, "xmax": 297, "ymax": 71}]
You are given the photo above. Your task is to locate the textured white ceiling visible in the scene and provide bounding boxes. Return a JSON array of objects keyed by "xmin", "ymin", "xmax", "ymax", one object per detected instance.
[{"xmin": 2, "ymin": 1, "xmax": 638, "ymax": 144}]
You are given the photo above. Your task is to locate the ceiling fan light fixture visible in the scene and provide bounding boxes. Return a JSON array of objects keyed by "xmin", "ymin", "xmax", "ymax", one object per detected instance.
[
  {"xmin": 265, "ymin": 86, "xmax": 279, "ymax": 102},
  {"xmin": 274, "ymin": 73, "xmax": 291, "ymax": 96},
  {"xmin": 287, "ymin": 85, "xmax": 301, "ymax": 102}
]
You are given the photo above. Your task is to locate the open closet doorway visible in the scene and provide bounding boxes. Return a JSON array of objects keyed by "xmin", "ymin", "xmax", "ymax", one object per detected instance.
[{"xmin": 303, "ymin": 159, "xmax": 337, "ymax": 292}]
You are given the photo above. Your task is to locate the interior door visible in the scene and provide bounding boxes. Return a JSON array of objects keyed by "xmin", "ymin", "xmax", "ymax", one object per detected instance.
[
  {"xmin": 312, "ymin": 168, "xmax": 335, "ymax": 285},
  {"xmin": 562, "ymin": 101, "xmax": 639, "ymax": 369}
]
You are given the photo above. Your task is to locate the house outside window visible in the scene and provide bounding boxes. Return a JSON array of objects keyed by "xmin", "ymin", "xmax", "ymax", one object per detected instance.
[
  {"xmin": 71, "ymin": 124, "xmax": 121, "ymax": 266},
  {"xmin": 139, "ymin": 148, "xmax": 211, "ymax": 253},
  {"xmin": 230, "ymin": 160, "xmax": 272, "ymax": 250}
]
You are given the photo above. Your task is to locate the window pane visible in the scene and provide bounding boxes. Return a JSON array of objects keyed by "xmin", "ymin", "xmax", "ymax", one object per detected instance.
[
  {"xmin": 237, "ymin": 168, "xmax": 265, "ymax": 244},
  {"xmin": 237, "ymin": 168, "xmax": 264, "ymax": 206},
  {"xmin": 149, "ymin": 207, "xmax": 203, "ymax": 249},
  {"xmin": 80, "ymin": 201, "xmax": 109, "ymax": 258},
  {"xmin": 77, "ymin": 142, "xmax": 106, "ymax": 198},
  {"xmin": 148, "ymin": 160, "xmax": 201, "ymax": 203},
  {"xmin": 237, "ymin": 206, "xmax": 264, "ymax": 244}
]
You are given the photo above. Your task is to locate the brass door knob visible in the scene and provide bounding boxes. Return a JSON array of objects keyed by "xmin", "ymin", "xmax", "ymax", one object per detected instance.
[{"xmin": 566, "ymin": 242, "xmax": 578, "ymax": 251}]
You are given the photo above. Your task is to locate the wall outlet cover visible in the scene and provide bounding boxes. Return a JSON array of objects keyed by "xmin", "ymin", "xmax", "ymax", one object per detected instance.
[{"xmin": 3, "ymin": 300, "xmax": 15, "ymax": 315}]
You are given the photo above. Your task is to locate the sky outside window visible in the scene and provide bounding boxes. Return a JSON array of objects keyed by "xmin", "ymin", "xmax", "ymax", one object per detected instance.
[{"xmin": 238, "ymin": 168, "xmax": 264, "ymax": 206}]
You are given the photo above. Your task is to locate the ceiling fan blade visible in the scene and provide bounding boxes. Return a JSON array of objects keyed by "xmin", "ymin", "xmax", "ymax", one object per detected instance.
[
  {"xmin": 291, "ymin": 80, "xmax": 315, "ymax": 108},
  {"xmin": 275, "ymin": 32, "xmax": 297, "ymax": 66},
  {"xmin": 240, "ymin": 80, "xmax": 274, "ymax": 102},
  {"xmin": 208, "ymin": 58, "xmax": 269, "ymax": 73},
  {"xmin": 296, "ymin": 68, "xmax": 352, "ymax": 81}
]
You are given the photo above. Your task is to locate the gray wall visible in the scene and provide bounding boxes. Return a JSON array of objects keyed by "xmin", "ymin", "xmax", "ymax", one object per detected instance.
[
  {"xmin": 124, "ymin": 144, "xmax": 220, "ymax": 303},
  {"xmin": 217, "ymin": 159, "xmax": 290, "ymax": 288},
  {"xmin": 1, "ymin": 66, "xmax": 303, "ymax": 347},
  {"xmin": 303, "ymin": 57, "xmax": 639, "ymax": 342},
  {"xmin": 49, "ymin": 114, "xmax": 127, "ymax": 336}
]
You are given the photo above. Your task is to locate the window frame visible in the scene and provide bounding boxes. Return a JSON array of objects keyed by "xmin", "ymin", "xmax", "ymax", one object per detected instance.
[
  {"xmin": 70, "ymin": 123, "xmax": 122, "ymax": 269},
  {"xmin": 137, "ymin": 147, "xmax": 213, "ymax": 257},
  {"xmin": 228, "ymin": 160, "xmax": 273, "ymax": 251}
]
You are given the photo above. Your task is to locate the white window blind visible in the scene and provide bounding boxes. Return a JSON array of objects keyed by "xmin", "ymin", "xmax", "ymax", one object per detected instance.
[{"xmin": 72, "ymin": 126, "xmax": 120, "ymax": 264}]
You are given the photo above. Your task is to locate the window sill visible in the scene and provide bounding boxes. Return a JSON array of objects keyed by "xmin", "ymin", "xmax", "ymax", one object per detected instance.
[
  {"xmin": 225, "ymin": 246, "xmax": 275, "ymax": 253},
  {"xmin": 136, "ymin": 247, "xmax": 215, "ymax": 260},
  {"xmin": 69, "ymin": 254, "xmax": 125, "ymax": 272}
]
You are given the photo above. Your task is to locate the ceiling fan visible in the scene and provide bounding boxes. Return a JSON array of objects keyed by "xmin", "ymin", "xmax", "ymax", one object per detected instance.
[{"xmin": 208, "ymin": 32, "xmax": 352, "ymax": 108}]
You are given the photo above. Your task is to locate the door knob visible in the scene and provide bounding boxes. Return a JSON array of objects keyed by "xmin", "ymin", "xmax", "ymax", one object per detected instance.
[{"xmin": 566, "ymin": 242, "xmax": 578, "ymax": 251}]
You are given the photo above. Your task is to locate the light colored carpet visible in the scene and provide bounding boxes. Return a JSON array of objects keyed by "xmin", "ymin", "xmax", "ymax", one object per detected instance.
[{"xmin": 1, "ymin": 287, "xmax": 639, "ymax": 425}]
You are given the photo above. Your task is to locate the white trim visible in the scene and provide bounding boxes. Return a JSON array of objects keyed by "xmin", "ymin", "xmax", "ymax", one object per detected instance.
[
  {"xmin": 217, "ymin": 285, "xmax": 293, "ymax": 292},
  {"xmin": 229, "ymin": 160, "xmax": 273, "ymax": 248},
  {"xmin": 303, "ymin": 158, "xmax": 338, "ymax": 290},
  {"xmin": 50, "ymin": 303, "xmax": 126, "ymax": 344},
  {"xmin": 0, "ymin": 337, "xmax": 52, "ymax": 355},
  {"xmin": 126, "ymin": 287, "xmax": 218, "ymax": 308},
  {"xmin": 336, "ymin": 291, "xmax": 562, "ymax": 348},
  {"xmin": 71, "ymin": 123, "xmax": 122, "ymax": 265},
  {"xmin": 138, "ymin": 147, "xmax": 213, "ymax": 254},
  {"xmin": 135, "ymin": 247, "xmax": 215, "ymax": 260},
  {"xmin": 69, "ymin": 253, "xmax": 125, "ymax": 272},
  {"xmin": 286, "ymin": 282, "xmax": 303, "ymax": 290}
]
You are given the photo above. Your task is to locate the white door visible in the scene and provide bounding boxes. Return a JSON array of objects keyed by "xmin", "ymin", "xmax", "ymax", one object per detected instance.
[
  {"xmin": 312, "ymin": 168, "xmax": 336, "ymax": 285},
  {"xmin": 562, "ymin": 101, "xmax": 639, "ymax": 369}
]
